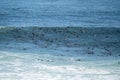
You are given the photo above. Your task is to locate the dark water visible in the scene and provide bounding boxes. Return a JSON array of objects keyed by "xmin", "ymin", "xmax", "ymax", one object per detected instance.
[{"xmin": 0, "ymin": 0, "xmax": 120, "ymax": 27}]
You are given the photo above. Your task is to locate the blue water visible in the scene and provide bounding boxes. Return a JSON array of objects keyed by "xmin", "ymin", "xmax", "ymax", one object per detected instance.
[{"xmin": 0, "ymin": 0, "xmax": 120, "ymax": 27}]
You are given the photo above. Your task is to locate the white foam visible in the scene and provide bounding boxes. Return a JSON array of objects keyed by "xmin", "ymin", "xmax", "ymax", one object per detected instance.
[{"xmin": 0, "ymin": 42, "xmax": 120, "ymax": 80}]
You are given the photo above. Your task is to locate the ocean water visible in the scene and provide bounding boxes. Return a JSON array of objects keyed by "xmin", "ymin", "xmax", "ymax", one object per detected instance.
[
  {"xmin": 0, "ymin": 43, "xmax": 120, "ymax": 80},
  {"xmin": 0, "ymin": 26, "xmax": 120, "ymax": 80},
  {"xmin": 0, "ymin": 0, "xmax": 120, "ymax": 27}
]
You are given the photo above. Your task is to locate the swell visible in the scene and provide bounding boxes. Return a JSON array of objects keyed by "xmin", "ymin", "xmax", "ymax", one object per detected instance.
[
  {"xmin": 0, "ymin": 27, "xmax": 120, "ymax": 46},
  {"xmin": 0, "ymin": 27, "xmax": 120, "ymax": 56}
]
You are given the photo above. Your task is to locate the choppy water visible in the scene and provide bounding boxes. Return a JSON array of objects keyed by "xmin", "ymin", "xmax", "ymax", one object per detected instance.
[
  {"xmin": 0, "ymin": 27, "xmax": 120, "ymax": 80},
  {"xmin": 0, "ymin": 0, "xmax": 120, "ymax": 27},
  {"xmin": 0, "ymin": 43, "xmax": 120, "ymax": 80}
]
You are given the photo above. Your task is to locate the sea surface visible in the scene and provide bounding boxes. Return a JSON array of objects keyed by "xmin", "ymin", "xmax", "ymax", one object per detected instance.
[{"xmin": 0, "ymin": 0, "xmax": 120, "ymax": 27}]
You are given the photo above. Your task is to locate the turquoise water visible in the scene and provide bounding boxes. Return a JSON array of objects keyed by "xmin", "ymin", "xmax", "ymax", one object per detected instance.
[{"xmin": 0, "ymin": 0, "xmax": 120, "ymax": 27}]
